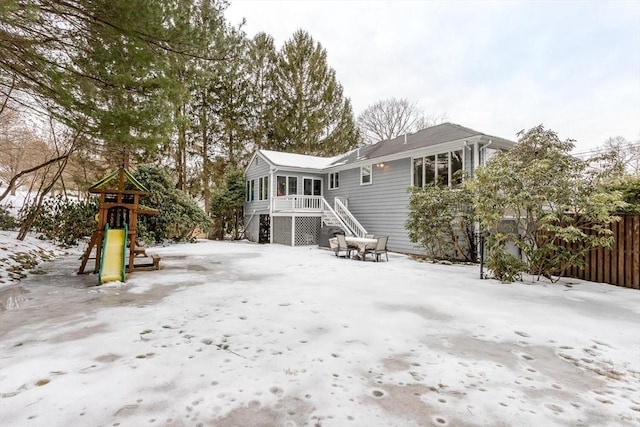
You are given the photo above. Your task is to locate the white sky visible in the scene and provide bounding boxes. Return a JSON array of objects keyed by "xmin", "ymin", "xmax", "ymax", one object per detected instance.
[{"xmin": 225, "ymin": 0, "xmax": 640, "ymax": 152}]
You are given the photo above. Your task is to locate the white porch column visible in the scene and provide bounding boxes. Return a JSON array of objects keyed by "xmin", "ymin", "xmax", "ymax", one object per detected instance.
[
  {"xmin": 473, "ymin": 141, "xmax": 480, "ymax": 173},
  {"xmin": 269, "ymin": 168, "xmax": 275, "ymax": 243}
]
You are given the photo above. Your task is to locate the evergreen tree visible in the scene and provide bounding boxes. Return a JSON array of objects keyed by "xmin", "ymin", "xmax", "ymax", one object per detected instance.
[
  {"xmin": 183, "ymin": 3, "xmax": 247, "ymax": 215},
  {"xmin": 246, "ymin": 32, "xmax": 278, "ymax": 151},
  {"xmin": 75, "ymin": 0, "xmax": 180, "ymax": 164},
  {"xmin": 210, "ymin": 167, "xmax": 245, "ymax": 240},
  {"xmin": 272, "ymin": 30, "xmax": 358, "ymax": 156},
  {"xmin": 1, "ymin": 0, "xmax": 229, "ymax": 166}
]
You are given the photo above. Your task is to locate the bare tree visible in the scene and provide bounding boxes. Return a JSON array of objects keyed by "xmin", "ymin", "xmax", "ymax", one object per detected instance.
[
  {"xmin": 0, "ymin": 109, "xmax": 51, "ymax": 196},
  {"xmin": 357, "ymin": 97, "xmax": 446, "ymax": 145},
  {"xmin": 602, "ymin": 136, "xmax": 640, "ymax": 176},
  {"xmin": 16, "ymin": 119, "xmax": 81, "ymax": 240}
]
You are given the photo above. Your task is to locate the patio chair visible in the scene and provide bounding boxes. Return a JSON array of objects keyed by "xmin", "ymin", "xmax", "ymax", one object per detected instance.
[
  {"xmin": 335, "ymin": 234, "xmax": 356, "ymax": 259},
  {"xmin": 363, "ymin": 235, "xmax": 389, "ymax": 262}
]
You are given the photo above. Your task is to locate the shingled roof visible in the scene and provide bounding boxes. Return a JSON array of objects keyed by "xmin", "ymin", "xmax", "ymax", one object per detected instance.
[
  {"xmin": 254, "ymin": 123, "xmax": 514, "ymax": 170},
  {"xmin": 330, "ymin": 122, "xmax": 514, "ymax": 165}
]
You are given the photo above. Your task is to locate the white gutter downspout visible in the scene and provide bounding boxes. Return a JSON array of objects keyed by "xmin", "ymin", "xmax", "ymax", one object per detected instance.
[{"xmin": 270, "ymin": 167, "xmax": 278, "ymax": 244}]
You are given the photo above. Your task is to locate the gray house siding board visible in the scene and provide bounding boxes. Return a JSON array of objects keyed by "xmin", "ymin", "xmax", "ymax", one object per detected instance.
[
  {"xmin": 244, "ymin": 157, "xmax": 271, "ymax": 216},
  {"xmin": 327, "ymin": 158, "xmax": 421, "ymax": 254}
]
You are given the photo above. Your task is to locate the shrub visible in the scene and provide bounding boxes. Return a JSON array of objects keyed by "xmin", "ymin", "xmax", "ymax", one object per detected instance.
[
  {"xmin": 484, "ymin": 234, "xmax": 528, "ymax": 282},
  {"xmin": 470, "ymin": 125, "xmax": 626, "ymax": 282},
  {"xmin": 28, "ymin": 195, "xmax": 98, "ymax": 246},
  {"xmin": 604, "ymin": 175, "xmax": 640, "ymax": 214},
  {"xmin": 132, "ymin": 165, "xmax": 211, "ymax": 243},
  {"xmin": 406, "ymin": 183, "xmax": 476, "ymax": 261},
  {"xmin": 0, "ymin": 204, "xmax": 18, "ymax": 230}
]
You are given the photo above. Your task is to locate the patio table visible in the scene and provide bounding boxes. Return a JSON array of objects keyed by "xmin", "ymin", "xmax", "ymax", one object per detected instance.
[{"xmin": 329, "ymin": 236, "xmax": 377, "ymax": 259}]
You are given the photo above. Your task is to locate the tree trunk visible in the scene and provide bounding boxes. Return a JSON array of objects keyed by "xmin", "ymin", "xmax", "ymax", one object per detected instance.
[
  {"xmin": 0, "ymin": 153, "xmax": 70, "ymax": 203},
  {"xmin": 17, "ymin": 154, "xmax": 70, "ymax": 240},
  {"xmin": 201, "ymin": 89, "xmax": 211, "ymax": 215},
  {"xmin": 175, "ymin": 105, "xmax": 187, "ymax": 191}
]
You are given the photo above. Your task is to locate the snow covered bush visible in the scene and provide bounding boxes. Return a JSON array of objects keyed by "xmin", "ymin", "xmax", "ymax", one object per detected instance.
[
  {"xmin": 406, "ymin": 183, "xmax": 476, "ymax": 261},
  {"xmin": 0, "ymin": 204, "xmax": 18, "ymax": 230},
  {"xmin": 470, "ymin": 125, "xmax": 626, "ymax": 282},
  {"xmin": 27, "ymin": 195, "xmax": 98, "ymax": 246}
]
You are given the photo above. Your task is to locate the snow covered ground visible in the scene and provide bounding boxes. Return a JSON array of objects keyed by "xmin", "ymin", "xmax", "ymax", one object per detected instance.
[
  {"xmin": 0, "ymin": 240, "xmax": 639, "ymax": 427},
  {"xmin": 0, "ymin": 231, "xmax": 67, "ymax": 288}
]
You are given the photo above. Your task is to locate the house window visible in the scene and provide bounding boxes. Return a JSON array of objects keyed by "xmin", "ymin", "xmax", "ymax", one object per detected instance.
[
  {"xmin": 246, "ymin": 179, "xmax": 255, "ymax": 202},
  {"xmin": 303, "ymin": 178, "xmax": 322, "ymax": 196},
  {"xmin": 277, "ymin": 176, "xmax": 286, "ymax": 196},
  {"xmin": 414, "ymin": 151, "xmax": 463, "ymax": 188},
  {"xmin": 360, "ymin": 165, "xmax": 372, "ymax": 185},
  {"xmin": 329, "ymin": 172, "xmax": 339, "ymax": 189},
  {"xmin": 451, "ymin": 150, "xmax": 463, "ymax": 186},
  {"xmin": 425, "ymin": 155, "xmax": 435, "ymax": 185},
  {"xmin": 288, "ymin": 177, "xmax": 298, "ymax": 195},
  {"xmin": 413, "ymin": 158, "xmax": 423, "ymax": 188},
  {"xmin": 437, "ymin": 153, "xmax": 449, "ymax": 186},
  {"xmin": 276, "ymin": 176, "xmax": 298, "ymax": 196},
  {"xmin": 258, "ymin": 176, "xmax": 269, "ymax": 200}
]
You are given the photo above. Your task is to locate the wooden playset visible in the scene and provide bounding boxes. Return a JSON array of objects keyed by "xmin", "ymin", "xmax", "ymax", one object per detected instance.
[{"xmin": 78, "ymin": 166, "xmax": 160, "ymax": 283}]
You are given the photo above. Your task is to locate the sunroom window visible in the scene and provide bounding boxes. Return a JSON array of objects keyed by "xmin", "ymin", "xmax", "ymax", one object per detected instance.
[
  {"xmin": 276, "ymin": 176, "xmax": 298, "ymax": 196},
  {"xmin": 413, "ymin": 150, "xmax": 464, "ymax": 188}
]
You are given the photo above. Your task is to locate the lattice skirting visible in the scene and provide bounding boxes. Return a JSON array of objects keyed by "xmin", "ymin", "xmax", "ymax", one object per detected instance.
[
  {"xmin": 273, "ymin": 217, "xmax": 292, "ymax": 245},
  {"xmin": 271, "ymin": 216, "xmax": 321, "ymax": 246},
  {"xmin": 294, "ymin": 217, "xmax": 321, "ymax": 246}
]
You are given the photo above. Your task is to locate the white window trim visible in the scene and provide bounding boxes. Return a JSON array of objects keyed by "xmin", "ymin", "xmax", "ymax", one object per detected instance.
[
  {"xmin": 258, "ymin": 176, "xmax": 269, "ymax": 201},
  {"xmin": 246, "ymin": 179, "xmax": 255, "ymax": 202},
  {"xmin": 302, "ymin": 176, "xmax": 323, "ymax": 196},
  {"xmin": 276, "ymin": 175, "xmax": 299, "ymax": 196},
  {"xmin": 412, "ymin": 150, "xmax": 467, "ymax": 188},
  {"xmin": 329, "ymin": 172, "xmax": 339, "ymax": 190},
  {"xmin": 360, "ymin": 165, "xmax": 372, "ymax": 186}
]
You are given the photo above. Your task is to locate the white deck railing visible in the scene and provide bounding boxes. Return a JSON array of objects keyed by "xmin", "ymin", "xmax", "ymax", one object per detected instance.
[
  {"xmin": 271, "ymin": 195, "xmax": 367, "ymax": 238},
  {"xmin": 334, "ymin": 198, "xmax": 367, "ymax": 238},
  {"xmin": 272, "ymin": 195, "xmax": 324, "ymax": 212}
]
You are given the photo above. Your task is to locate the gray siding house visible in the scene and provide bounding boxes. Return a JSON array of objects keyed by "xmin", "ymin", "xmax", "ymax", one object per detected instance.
[{"xmin": 243, "ymin": 122, "xmax": 514, "ymax": 255}]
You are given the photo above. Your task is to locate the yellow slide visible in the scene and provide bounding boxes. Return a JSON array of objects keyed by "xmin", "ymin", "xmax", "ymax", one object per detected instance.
[{"xmin": 99, "ymin": 223, "xmax": 127, "ymax": 284}]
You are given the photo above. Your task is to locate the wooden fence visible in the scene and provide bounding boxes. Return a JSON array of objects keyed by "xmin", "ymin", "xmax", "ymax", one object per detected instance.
[{"xmin": 562, "ymin": 214, "xmax": 640, "ymax": 289}]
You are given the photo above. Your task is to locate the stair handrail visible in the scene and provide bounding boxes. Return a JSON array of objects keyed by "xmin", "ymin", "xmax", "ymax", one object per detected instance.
[
  {"xmin": 334, "ymin": 198, "xmax": 367, "ymax": 238},
  {"xmin": 320, "ymin": 198, "xmax": 353, "ymax": 235}
]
